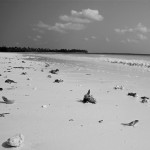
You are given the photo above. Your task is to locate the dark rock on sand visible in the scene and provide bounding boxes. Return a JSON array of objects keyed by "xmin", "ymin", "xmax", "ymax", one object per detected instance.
[
  {"xmin": 5, "ymin": 79, "xmax": 17, "ymax": 84},
  {"xmin": 82, "ymin": 89, "xmax": 96, "ymax": 104},
  {"xmin": 140, "ymin": 96, "xmax": 149, "ymax": 103},
  {"xmin": 121, "ymin": 120, "xmax": 139, "ymax": 127},
  {"xmin": 6, "ymin": 134, "xmax": 24, "ymax": 147},
  {"xmin": 2, "ymin": 96, "xmax": 15, "ymax": 104},
  {"xmin": 127, "ymin": 92, "xmax": 137, "ymax": 97},
  {"xmin": 49, "ymin": 69, "xmax": 59, "ymax": 74},
  {"xmin": 21, "ymin": 72, "xmax": 27, "ymax": 75},
  {"xmin": 0, "ymin": 113, "xmax": 10, "ymax": 117},
  {"xmin": 98, "ymin": 120, "xmax": 103, "ymax": 123},
  {"xmin": 54, "ymin": 79, "xmax": 63, "ymax": 83}
]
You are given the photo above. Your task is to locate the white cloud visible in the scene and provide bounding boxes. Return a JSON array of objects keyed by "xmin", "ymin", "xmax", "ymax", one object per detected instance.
[
  {"xmin": 137, "ymin": 34, "xmax": 147, "ymax": 40},
  {"xmin": 136, "ymin": 23, "xmax": 150, "ymax": 33},
  {"xmin": 91, "ymin": 36, "xmax": 96, "ymax": 39},
  {"xmin": 84, "ymin": 37, "xmax": 89, "ymax": 41},
  {"xmin": 36, "ymin": 35, "xmax": 42, "ymax": 39},
  {"xmin": 115, "ymin": 23, "xmax": 150, "ymax": 34},
  {"xmin": 127, "ymin": 38, "xmax": 138, "ymax": 43},
  {"xmin": 35, "ymin": 8, "xmax": 103, "ymax": 33},
  {"xmin": 71, "ymin": 9, "xmax": 103, "ymax": 21},
  {"xmin": 60, "ymin": 15, "xmax": 91, "ymax": 23},
  {"xmin": 106, "ymin": 37, "xmax": 110, "ymax": 42},
  {"xmin": 36, "ymin": 21, "xmax": 85, "ymax": 33},
  {"xmin": 60, "ymin": 9, "xmax": 103, "ymax": 24}
]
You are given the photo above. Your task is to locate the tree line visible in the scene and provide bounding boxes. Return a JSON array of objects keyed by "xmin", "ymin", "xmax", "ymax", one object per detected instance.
[{"xmin": 0, "ymin": 46, "xmax": 88, "ymax": 53}]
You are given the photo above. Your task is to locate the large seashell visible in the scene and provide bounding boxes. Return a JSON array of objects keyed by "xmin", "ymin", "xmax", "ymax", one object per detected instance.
[{"xmin": 6, "ymin": 134, "xmax": 24, "ymax": 147}]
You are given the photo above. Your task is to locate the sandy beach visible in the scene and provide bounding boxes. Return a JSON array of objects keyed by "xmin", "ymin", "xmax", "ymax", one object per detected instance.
[{"xmin": 1, "ymin": 52, "xmax": 150, "ymax": 150}]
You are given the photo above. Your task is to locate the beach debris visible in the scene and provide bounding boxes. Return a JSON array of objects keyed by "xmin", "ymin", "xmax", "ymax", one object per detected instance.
[
  {"xmin": 0, "ymin": 113, "xmax": 10, "ymax": 117},
  {"xmin": 121, "ymin": 120, "xmax": 139, "ymax": 127},
  {"xmin": 6, "ymin": 134, "xmax": 24, "ymax": 147},
  {"xmin": 140, "ymin": 96, "xmax": 149, "ymax": 103},
  {"xmin": 45, "ymin": 63, "xmax": 50, "ymax": 67},
  {"xmin": 98, "ymin": 120, "xmax": 103, "ymax": 123},
  {"xmin": 82, "ymin": 89, "xmax": 96, "ymax": 104},
  {"xmin": 47, "ymin": 75, "xmax": 52, "ymax": 78},
  {"xmin": 69, "ymin": 119, "xmax": 74, "ymax": 121},
  {"xmin": 22, "ymin": 61, "xmax": 25, "ymax": 63},
  {"xmin": 2, "ymin": 96, "xmax": 15, "ymax": 104},
  {"xmin": 0, "ymin": 88, "xmax": 3, "ymax": 91},
  {"xmin": 41, "ymin": 105, "xmax": 47, "ymax": 108},
  {"xmin": 127, "ymin": 92, "xmax": 137, "ymax": 97},
  {"xmin": 13, "ymin": 67, "xmax": 25, "ymax": 69},
  {"xmin": 21, "ymin": 72, "xmax": 27, "ymax": 75},
  {"xmin": 41, "ymin": 69, "xmax": 44, "ymax": 72},
  {"xmin": 114, "ymin": 85, "xmax": 124, "ymax": 90},
  {"xmin": 54, "ymin": 79, "xmax": 63, "ymax": 83},
  {"xmin": 5, "ymin": 79, "xmax": 17, "ymax": 84},
  {"xmin": 49, "ymin": 69, "xmax": 59, "ymax": 74}
]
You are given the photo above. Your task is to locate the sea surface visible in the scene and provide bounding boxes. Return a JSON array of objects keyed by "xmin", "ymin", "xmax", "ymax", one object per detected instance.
[{"xmin": 23, "ymin": 53, "xmax": 150, "ymax": 71}]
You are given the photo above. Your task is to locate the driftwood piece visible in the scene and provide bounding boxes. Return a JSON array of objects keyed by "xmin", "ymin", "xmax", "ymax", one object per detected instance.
[{"xmin": 121, "ymin": 120, "xmax": 139, "ymax": 127}]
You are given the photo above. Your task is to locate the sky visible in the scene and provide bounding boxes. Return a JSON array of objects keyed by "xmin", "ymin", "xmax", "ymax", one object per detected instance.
[{"xmin": 1, "ymin": 0, "xmax": 150, "ymax": 54}]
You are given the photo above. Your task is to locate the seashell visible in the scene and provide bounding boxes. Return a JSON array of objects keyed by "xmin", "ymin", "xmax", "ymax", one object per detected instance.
[
  {"xmin": 6, "ymin": 134, "xmax": 24, "ymax": 147},
  {"xmin": 54, "ymin": 79, "xmax": 63, "ymax": 83},
  {"xmin": 2, "ymin": 96, "xmax": 15, "ymax": 104},
  {"xmin": 5, "ymin": 79, "xmax": 17, "ymax": 84},
  {"xmin": 83, "ymin": 90, "xmax": 96, "ymax": 104}
]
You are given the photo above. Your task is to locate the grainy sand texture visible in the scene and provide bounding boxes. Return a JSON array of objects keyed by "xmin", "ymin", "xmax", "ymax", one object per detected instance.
[{"xmin": 0, "ymin": 52, "xmax": 150, "ymax": 150}]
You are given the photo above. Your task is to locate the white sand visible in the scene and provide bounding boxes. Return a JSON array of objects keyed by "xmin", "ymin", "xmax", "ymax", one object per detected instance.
[{"xmin": 0, "ymin": 52, "xmax": 150, "ymax": 150}]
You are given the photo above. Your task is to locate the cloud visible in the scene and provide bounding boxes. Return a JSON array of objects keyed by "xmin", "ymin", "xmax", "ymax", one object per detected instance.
[
  {"xmin": 37, "ymin": 21, "xmax": 85, "ymax": 33},
  {"xmin": 71, "ymin": 9, "xmax": 103, "ymax": 21},
  {"xmin": 115, "ymin": 23, "xmax": 149, "ymax": 43},
  {"xmin": 121, "ymin": 39, "xmax": 138, "ymax": 44},
  {"xmin": 106, "ymin": 37, "xmax": 110, "ymax": 42},
  {"xmin": 84, "ymin": 36, "xmax": 96, "ymax": 41},
  {"xmin": 115, "ymin": 23, "xmax": 150, "ymax": 34},
  {"xmin": 91, "ymin": 36, "xmax": 96, "ymax": 39},
  {"xmin": 127, "ymin": 38, "xmax": 138, "ymax": 43},
  {"xmin": 60, "ymin": 9, "xmax": 103, "ymax": 23},
  {"xmin": 35, "ymin": 9, "xmax": 103, "ymax": 33},
  {"xmin": 137, "ymin": 34, "xmax": 147, "ymax": 40},
  {"xmin": 60, "ymin": 15, "xmax": 91, "ymax": 23},
  {"xmin": 136, "ymin": 23, "xmax": 150, "ymax": 33}
]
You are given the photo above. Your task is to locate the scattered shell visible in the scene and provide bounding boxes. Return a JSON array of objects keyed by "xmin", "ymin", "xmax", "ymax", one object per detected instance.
[
  {"xmin": 127, "ymin": 92, "xmax": 137, "ymax": 97},
  {"xmin": 41, "ymin": 105, "xmax": 47, "ymax": 108},
  {"xmin": 47, "ymin": 75, "xmax": 52, "ymax": 78},
  {"xmin": 2, "ymin": 96, "xmax": 15, "ymax": 104},
  {"xmin": 0, "ymin": 113, "xmax": 10, "ymax": 117},
  {"xmin": 5, "ymin": 79, "xmax": 17, "ymax": 84},
  {"xmin": 6, "ymin": 134, "xmax": 24, "ymax": 147},
  {"xmin": 98, "ymin": 120, "xmax": 103, "ymax": 123},
  {"xmin": 21, "ymin": 72, "xmax": 27, "ymax": 75},
  {"xmin": 114, "ymin": 85, "xmax": 124, "ymax": 90},
  {"xmin": 49, "ymin": 69, "xmax": 59, "ymax": 74},
  {"xmin": 140, "ymin": 96, "xmax": 149, "ymax": 103},
  {"xmin": 54, "ymin": 79, "xmax": 63, "ymax": 83}
]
